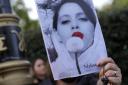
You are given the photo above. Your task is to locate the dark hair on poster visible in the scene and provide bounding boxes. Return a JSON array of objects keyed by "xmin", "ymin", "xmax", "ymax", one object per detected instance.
[{"xmin": 48, "ymin": 0, "xmax": 97, "ymax": 63}]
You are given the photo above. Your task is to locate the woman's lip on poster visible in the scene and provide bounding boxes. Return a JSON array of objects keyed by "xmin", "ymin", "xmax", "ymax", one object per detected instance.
[{"xmin": 72, "ymin": 31, "xmax": 84, "ymax": 39}]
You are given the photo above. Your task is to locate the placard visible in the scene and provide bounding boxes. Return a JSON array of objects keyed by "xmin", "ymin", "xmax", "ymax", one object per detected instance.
[{"xmin": 35, "ymin": 0, "xmax": 107, "ymax": 80}]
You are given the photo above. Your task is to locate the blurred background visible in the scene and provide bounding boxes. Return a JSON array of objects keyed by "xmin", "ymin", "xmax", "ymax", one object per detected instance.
[{"xmin": 10, "ymin": 0, "xmax": 128, "ymax": 85}]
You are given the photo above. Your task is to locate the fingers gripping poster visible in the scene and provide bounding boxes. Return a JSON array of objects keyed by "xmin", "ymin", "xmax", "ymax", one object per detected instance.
[{"xmin": 34, "ymin": 0, "xmax": 107, "ymax": 80}]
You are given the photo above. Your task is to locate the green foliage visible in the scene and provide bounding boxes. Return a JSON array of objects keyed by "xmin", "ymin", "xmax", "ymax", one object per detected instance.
[
  {"xmin": 99, "ymin": 0, "xmax": 128, "ymax": 12},
  {"xmin": 12, "ymin": 0, "xmax": 39, "ymax": 30},
  {"xmin": 24, "ymin": 28, "xmax": 47, "ymax": 62},
  {"xmin": 98, "ymin": 8, "xmax": 128, "ymax": 85},
  {"xmin": 113, "ymin": 0, "xmax": 128, "ymax": 10}
]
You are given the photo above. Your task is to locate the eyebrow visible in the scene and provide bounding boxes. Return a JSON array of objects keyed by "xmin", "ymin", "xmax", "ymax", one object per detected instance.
[
  {"xmin": 76, "ymin": 12, "xmax": 86, "ymax": 17},
  {"xmin": 59, "ymin": 15, "xmax": 70, "ymax": 20}
]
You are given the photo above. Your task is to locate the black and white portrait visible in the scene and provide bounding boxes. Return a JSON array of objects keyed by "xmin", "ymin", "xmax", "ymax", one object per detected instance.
[{"xmin": 35, "ymin": 0, "xmax": 107, "ymax": 80}]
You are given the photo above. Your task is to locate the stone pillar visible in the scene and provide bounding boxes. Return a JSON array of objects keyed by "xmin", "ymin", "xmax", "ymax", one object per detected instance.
[
  {"xmin": 0, "ymin": 0, "xmax": 33, "ymax": 85},
  {"xmin": 0, "ymin": 60, "xmax": 32, "ymax": 85}
]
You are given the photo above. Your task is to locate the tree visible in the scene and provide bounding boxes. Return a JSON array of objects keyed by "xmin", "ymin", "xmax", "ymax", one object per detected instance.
[
  {"xmin": 112, "ymin": 0, "xmax": 128, "ymax": 10},
  {"xmin": 12, "ymin": 0, "xmax": 39, "ymax": 30},
  {"xmin": 98, "ymin": 7, "xmax": 128, "ymax": 85}
]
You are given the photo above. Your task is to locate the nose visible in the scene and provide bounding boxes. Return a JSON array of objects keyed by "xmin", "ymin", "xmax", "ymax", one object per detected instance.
[
  {"xmin": 72, "ymin": 25, "xmax": 79, "ymax": 30},
  {"xmin": 71, "ymin": 19, "xmax": 79, "ymax": 30}
]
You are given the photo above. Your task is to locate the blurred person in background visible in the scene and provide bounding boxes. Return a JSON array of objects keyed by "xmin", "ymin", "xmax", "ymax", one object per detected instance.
[{"xmin": 30, "ymin": 56, "xmax": 53, "ymax": 85}]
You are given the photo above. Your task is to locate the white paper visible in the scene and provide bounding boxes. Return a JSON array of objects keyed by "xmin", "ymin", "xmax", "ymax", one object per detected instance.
[{"xmin": 34, "ymin": 0, "xmax": 107, "ymax": 80}]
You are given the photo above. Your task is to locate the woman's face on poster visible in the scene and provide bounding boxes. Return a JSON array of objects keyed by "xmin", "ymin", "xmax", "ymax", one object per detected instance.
[{"xmin": 57, "ymin": 2, "xmax": 95, "ymax": 52}]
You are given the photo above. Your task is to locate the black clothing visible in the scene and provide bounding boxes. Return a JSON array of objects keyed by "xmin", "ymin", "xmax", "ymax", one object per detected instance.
[{"xmin": 29, "ymin": 73, "xmax": 99, "ymax": 85}]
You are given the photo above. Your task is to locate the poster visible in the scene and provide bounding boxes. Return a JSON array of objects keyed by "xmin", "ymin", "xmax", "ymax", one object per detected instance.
[{"xmin": 34, "ymin": 0, "xmax": 107, "ymax": 80}]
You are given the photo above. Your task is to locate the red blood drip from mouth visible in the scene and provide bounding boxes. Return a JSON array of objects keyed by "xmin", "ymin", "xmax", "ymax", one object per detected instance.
[{"xmin": 72, "ymin": 32, "xmax": 84, "ymax": 39}]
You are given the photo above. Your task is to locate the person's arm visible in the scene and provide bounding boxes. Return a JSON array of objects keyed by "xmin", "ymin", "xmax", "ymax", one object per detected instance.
[{"xmin": 97, "ymin": 57, "xmax": 122, "ymax": 85}]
